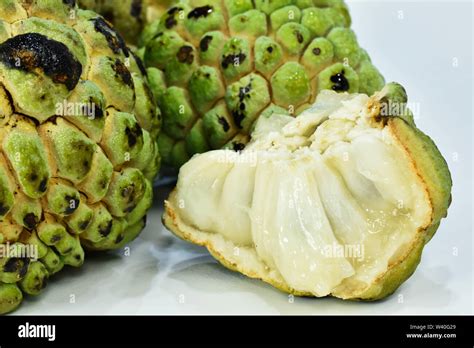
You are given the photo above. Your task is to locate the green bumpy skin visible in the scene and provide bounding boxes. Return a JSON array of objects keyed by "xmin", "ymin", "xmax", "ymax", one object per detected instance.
[
  {"xmin": 142, "ymin": 0, "xmax": 385, "ymax": 167},
  {"xmin": 0, "ymin": 0, "xmax": 161, "ymax": 314}
]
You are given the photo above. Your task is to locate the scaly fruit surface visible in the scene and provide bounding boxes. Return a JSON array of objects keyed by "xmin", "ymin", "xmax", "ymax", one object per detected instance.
[
  {"xmin": 142, "ymin": 0, "xmax": 385, "ymax": 167},
  {"xmin": 164, "ymin": 84, "xmax": 452, "ymax": 300},
  {"xmin": 0, "ymin": 0, "xmax": 161, "ymax": 314}
]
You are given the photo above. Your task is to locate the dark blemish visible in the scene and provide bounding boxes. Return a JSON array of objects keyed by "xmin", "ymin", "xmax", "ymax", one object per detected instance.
[
  {"xmin": 62, "ymin": 0, "xmax": 76, "ymax": 7},
  {"xmin": 23, "ymin": 213, "xmax": 38, "ymax": 230},
  {"xmin": 238, "ymin": 83, "xmax": 251, "ymax": 102},
  {"xmin": 200, "ymin": 35, "xmax": 213, "ymax": 52},
  {"xmin": 125, "ymin": 123, "xmax": 143, "ymax": 148},
  {"xmin": 62, "ymin": 247, "xmax": 73, "ymax": 254},
  {"xmin": 221, "ymin": 53, "xmax": 246, "ymax": 69},
  {"xmin": 313, "ymin": 47, "xmax": 321, "ymax": 55},
  {"xmin": 131, "ymin": 50, "xmax": 147, "ymax": 76},
  {"xmin": 217, "ymin": 117, "xmax": 230, "ymax": 132},
  {"xmin": 0, "ymin": 203, "xmax": 9, "ymax": 216},
  {"xmin": 91, "ymin": 17, "xmax": 129, "ymax": 57},
  {"xmin": 115, "ymin": 234, "xmax": 125, "ymax": 244},
  {"xmin": 74, "ymin": 254, "xmax": 82, "ymax": 261},
  {"xmin": 176, "ymin": 46, "xmax": 194, "ymax": 64},
  {"xmin": 50, "ymin": 234, "xmax": 62, "ymax": 243},
  {"xmin": 165, "ymin": 7, "xmax": 183, "ymax": 29},
  {"xmin": 125, "ymin": 204, "xmax": 137, "ymax": 213},
  {"xmin": 188, "ymin": 5, "xmax": 213, "ymax": 20},
  {"xmin": 112, "ymin": 59, "xmax": 133, "ymax": 87},
  {"xmin": 295, "ymin": 31, "xmax": 304, "ymax": 44},
  {"xmin": 39, "ymin": 178, "xmax": 48, "ymax": 193},
  {"xmin": 233, "ymin": 143, "xmax": 245, "ymax": 152},
  {"xmin": 330, "ymin": 70, "xmax": 350, "ymax": 92},
  {"xmin": 29, "ymin": 173, "xmax": 38, "ymax": 182},
  {"xmin": 64, "ymin": 195, "xmax": 80, "ymax": 215},
  {"xmin": 99, "ymin": 220, "xmax": 113, "ymax": 237},
  {"xmin": 0, "ymin": 33, "xmax": 82, "ymax": 91},
  {"xmin": 78, "ymin": 218, "xmax": 91, "ymax": 231},
  {"xmin": 3, "ymin": 258, "xmax": 22, "ymax": 273},
  {"xmin": 267, "ymin": 46, "xmax": 273, "ymax": 53},
  {"xmin": 130, "ymin": 0, "xmax": 143, "ymax": 19}
]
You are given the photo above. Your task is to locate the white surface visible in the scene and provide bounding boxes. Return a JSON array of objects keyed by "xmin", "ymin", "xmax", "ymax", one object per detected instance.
[{"xmin": 17, "ymin": 0, "xmax": 473, "ymax": 315}]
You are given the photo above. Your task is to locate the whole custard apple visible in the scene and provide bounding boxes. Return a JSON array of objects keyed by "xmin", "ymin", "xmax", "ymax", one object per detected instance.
[
  {"xmin": 0, "ymin": 0, "xmax": 161, "ymax": 314},
  {"xmin": 141, "ymin": 0, "xmax": 385, "ymax": 167}
]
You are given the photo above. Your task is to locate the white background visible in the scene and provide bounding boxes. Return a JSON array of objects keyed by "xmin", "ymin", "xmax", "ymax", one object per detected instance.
[{"xmin": 17, "ymin": 0, "xmax": 473, "ymax": 315}]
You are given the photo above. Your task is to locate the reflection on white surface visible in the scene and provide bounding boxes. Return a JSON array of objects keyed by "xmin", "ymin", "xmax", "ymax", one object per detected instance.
[{"xmin": 15, "ymin": 0, "xmax": 473, "ymax": 315}]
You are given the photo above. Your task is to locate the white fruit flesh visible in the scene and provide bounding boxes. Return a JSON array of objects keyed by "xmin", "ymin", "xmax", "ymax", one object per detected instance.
[{"xmin": 168, "ymin": 90, "xmax": 432, "ymax": 298}]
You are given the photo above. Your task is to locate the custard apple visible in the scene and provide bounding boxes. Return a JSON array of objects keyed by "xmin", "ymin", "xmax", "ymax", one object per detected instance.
[
  {"xmin": 142, "ymin": 0, "xmax": 385, "ymax": 167},
  {"xmin": 164, "ymin": 84, "xmax": 452, "ymax": 300},
  {"xmin": 0, "ymin": 0, "xmax": 161, "ymax": 314}
]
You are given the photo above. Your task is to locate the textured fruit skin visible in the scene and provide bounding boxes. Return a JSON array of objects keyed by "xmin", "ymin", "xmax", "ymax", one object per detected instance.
[
  {"xmin": 142, "ymin": 0, "xmax": 385, "ymax": 167},
  {"xmin": 163, "ymin": 84, "xmax": 452, "ymax": 300},
  {"xmin": 78, "ymin": 0, "xmax": 176, "ymax": 44},
  {"xmin": 0, "ymin": 0, "xmax": 161, "ymax": 314}
]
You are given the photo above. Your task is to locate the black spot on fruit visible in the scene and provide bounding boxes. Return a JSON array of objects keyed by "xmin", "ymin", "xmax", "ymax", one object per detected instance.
[
  {"xmin": 330, "ymin": 70, "xmax": 350, "ymax": 92},
  {"xmin": 217, "ymin": 117, "xmax": 230, "ymax": 132},
  {"xmin": 50, "ymin": 234, "xmax": 62, "ymax": 243},
  {"xmin": 62, "ymin": 247, "xmax": 73, "ymax": 254},
  {"xmin": 0, "ymin": 33, "xmax": 82, "ymax": 91},
  {"xmin": 115, "ymin": 234, "xmax": 125, "ymax": 244},
  {"xmin": 3, "ymin": 258, "xmax": 30, "ymax": 277},
  {"xmin": 131, "ymin": 51, "xmax": 147, "ymax": 76},
  {"xmin": 64, "ymin": 195, "xmax": 80, "ymax": 215},
  {"xmin": 62, "ymin": 0, "xmax": 76, "ymax": 7},
  {"xmin": 99, "ymin": 220, "xmax": 113, "ymax": 237},
  {"xmin": 165, "ymin": 7, "xmax": 182, "ymax": 29},
  {"xmin": 23, "ymin": 213, "xmax": 38, "ymax": 230},
  {"xmin": 176, "ymin": 46, "xmax": 194, "ymax": 64},
  {"xmin": 233, "ymin": 143, "xmax": 245, "ymax": 152},
  {"xmin": 78, "ymin": 218, "xmax": 91, "ymax": 231},
  {"xmin": 112, "ymin": 59, "xmax": 133, "ymax": 87},
  {"xmin": 313, "ymin": 47, "xmax": 321, "ymax": 55},
  {"xmin": 130, "ymin": 0, "xmax": 143, "ymax": 19},
  {"xmin": 295, "ymin": 31, "xmax": 304, "ymax": 44},
  {"xmin": 200, "ymin": 35, "xmax": 213, "ymax": 52},
  {"xmin": 92, "ymin": 17, "xmax": 129, "ymax": 57},
  {"xmin": 125, "ymin": 123, "xmax": 143, "ymax": 148},
  {"xmin": 39, "ymin": 178, "xmax": 48, "ymax": 193},
  {"xmin": 267, "ymin": 46, "xmax": 273, "ymax": 53},
  {"xmin": 0, "ymin": 202, "xmax": 9, "ymax": 216},
  {"xmin": 221, "ymin": 53, "xmax": 246, "ymax": 69},
  {"xmin": 188, "ymin": 5, "xmax": 213, "ymax": 20}
]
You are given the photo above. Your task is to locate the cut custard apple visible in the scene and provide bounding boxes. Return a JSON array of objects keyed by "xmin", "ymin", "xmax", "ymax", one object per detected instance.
[
  {"xmin": 0, "ymin": 0, "xmax": 161, "ymax": 314},
  {"xmin": 142, "ymin": 0, "xmax": 385, "ymax": 167},
  {"xmin": 78, "ymin": 0, "xmax": 177, "ymax": 44},
  {"xmin": 164, "ymin": 83, "xmax": 452, "ymax": 300}
]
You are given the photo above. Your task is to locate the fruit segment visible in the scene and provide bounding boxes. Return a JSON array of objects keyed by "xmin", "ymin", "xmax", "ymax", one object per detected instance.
[{"xmin": 164, "ymin": 84, "xmax": 452, "ymax": 300}]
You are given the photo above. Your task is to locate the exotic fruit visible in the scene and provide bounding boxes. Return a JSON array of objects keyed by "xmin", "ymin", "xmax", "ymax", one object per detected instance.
[
  {"xmin": 0, "ymin": 0, "xmax": 161, "ymax": 314},
  {"xmin": 142, "ymin": 0, "xmax": 385, "ymax": 167},
  {"xmin": 164, "ymin": 84, "xmax": 452, "ymax": 300}
]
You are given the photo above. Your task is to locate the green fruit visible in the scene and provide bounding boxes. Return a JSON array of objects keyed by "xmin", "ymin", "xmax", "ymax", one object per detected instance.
[
  {"xmin": 0, "ymin": 0, "xmax": 161, "ymax": 314},
  {"xmin": 142, "ymin": 0, "xmax": 385, "ymax": 167},
  {"xmin": 164, "ymin": 84, "xmax": 452, "ymax": 300}
]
